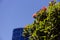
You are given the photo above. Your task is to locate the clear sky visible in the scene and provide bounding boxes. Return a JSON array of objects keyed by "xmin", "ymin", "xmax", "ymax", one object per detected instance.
[{"xmin": 0, "ymin": 0, "xmax": 60, "ymax": 40}]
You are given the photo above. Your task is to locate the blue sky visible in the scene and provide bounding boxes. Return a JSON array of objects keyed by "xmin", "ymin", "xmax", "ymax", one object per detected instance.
[{"xmin": 0, "ymin": 0, "xmax": 60, "ymax": 40}]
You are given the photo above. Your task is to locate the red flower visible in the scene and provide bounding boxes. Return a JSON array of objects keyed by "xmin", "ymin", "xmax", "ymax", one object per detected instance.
[
  {"xmin": 42, "ymin": 6, "xmax": 47, "ymax": 11},
  {"xmin": 32, "ymin": 13, "xmax": 37, "ymax": 18}
]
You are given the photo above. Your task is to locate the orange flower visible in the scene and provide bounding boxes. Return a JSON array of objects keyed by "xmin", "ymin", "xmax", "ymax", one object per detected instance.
[
  {"xmin": 32, "ymin": 13, "xmax": 37, "ymax": 18},
  {"xmin": 42, "ymin": 6, "xmax": 47, "ymax": 11}
]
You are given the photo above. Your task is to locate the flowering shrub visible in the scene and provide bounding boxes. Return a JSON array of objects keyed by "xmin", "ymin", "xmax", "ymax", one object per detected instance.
[
  {"xmin": 32, "ymin": 13, "xmax": 37, "ymax": 18},
  {"xmin": 42, "ymin": 6, "xmax": 47, "ymax": 11},
  {"xmin": 23, "ymin": 0, "xmax": 60, "ymax": 40}
]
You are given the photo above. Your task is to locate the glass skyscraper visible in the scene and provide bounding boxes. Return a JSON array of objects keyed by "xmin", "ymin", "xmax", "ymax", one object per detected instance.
[{"xmin": 12, "ymin": 28, "xmax": 24, "ymax": 40}]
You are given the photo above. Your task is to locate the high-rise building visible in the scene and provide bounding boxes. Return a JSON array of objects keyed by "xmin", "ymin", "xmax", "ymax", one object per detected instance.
[{"xmin": 12, "ymin": 28, "xmax": 25, "ymax": 40}]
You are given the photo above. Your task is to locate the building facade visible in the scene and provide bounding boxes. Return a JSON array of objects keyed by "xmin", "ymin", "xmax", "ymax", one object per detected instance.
[{"xmin": 12, "ymin": 28, "xmax": 25, "ymax": 40}]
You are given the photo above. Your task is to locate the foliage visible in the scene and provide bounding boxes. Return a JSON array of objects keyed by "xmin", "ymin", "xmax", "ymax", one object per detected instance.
[{"xmin": 22, "ymin": 1, "xmax": 60, "ymax": 40}]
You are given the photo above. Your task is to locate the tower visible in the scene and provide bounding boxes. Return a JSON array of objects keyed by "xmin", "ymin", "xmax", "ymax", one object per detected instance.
[{"xmin": 12, "ymin": 28, "xmax": 24, "ymax": 40}]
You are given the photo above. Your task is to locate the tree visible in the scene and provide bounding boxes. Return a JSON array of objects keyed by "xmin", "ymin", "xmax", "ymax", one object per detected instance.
[{"xmin": 22, "ymin": 0, "xmax": 60, "ymax": 40}]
